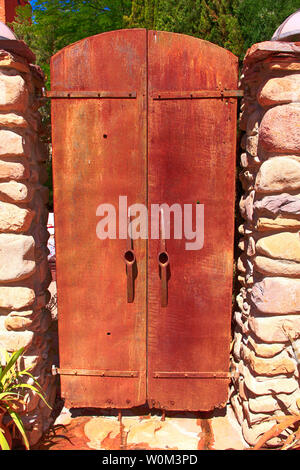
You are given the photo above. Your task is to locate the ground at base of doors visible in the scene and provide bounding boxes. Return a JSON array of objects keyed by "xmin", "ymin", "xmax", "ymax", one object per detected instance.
[{"xmin": 35, "ymin": 404, "xmax": 247, "ymax": 450}]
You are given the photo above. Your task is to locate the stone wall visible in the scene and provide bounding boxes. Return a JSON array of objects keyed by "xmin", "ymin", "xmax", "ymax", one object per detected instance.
[
  {"xmin": 231, "ymin": 41, "xmax": 300, "ymax": 447},
  {"xmin": 0, "ymin": 40, "xmax": 55, "ymax": 445}
]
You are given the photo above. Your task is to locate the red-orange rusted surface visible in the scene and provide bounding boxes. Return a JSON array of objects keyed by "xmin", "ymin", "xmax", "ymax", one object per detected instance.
[
  {"xmin": 50, "ymin": 29, "xmax": 238, "ymax": 411},
  {"xmin": 51, "ymin": 29, "xmax": 147, "ymax": 409},
  {"xmin": 147, "ymin": 31, "xmax": 238, "ymax": 411}
]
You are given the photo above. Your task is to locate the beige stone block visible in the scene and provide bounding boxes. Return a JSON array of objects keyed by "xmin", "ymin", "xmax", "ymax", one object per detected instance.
[
  {"xmin": 243, "ymin": 402, "xmax": 286, "ymax": 428},
  {"xmin": 239, "ymin": 169, "xmax": 255, "ymax": 192},
  {"xmin": 238, "ymin": 237, "xmax": 245, "ymax": 250},
  {"xmin": 242, "ymin": 343, "xmax": 296, "ymax": 377},
  {"xmin": 233, "ymin": 329, "xmax": 243, "ymax": 362},
  {"xmin": 4, "ymin": 315, "xmax": 33, "ymax": 331},
  {"xmin": 256, "ymin": 232, "xmax": 300, "ymax": 262},
  {"xmin": 259, "ymin": 104, "xmax": 300, "ymax": 154},
  {"xmin": 258, "ymin": 74, "xmax": 300, "ymax": 107},
  {"xmin": 243, "ymin": 364, "xmax": 298, "ymax": 396},
  {"xmin": 0, "ymin": 286, "xmax": 35, "ymax": 310},
  {"xmin": 234, "ymin": 311, "xmax": 249, "ymax": 335},
  {"xmin": 244, "ymin": 190, "xmax": 255, "ymax": 222},
  {"xmin": 0, "ymin": 180, "xmax": 33, "ymax": 203},
  {"xmin": 240, "ymin": 152, "xmax": 260, "ymax": 169},
  {"xmin": 246, "ymin": 135, "xmax": 259, "ymax": 157},
  {"xmin": 0, "ymin": 130, "xmax": 27, "ymax": 158},
  {"xmin": 251, "ymin": 277, "xmax": 300, "ymax": 315},
  {"xmin": 248, "ymin": 391, "xmax": 300, "ymax": 414},
  {"xmin": 0, "ymin": 201, "xmax": 34, "ymax": 233},
  {"xmin": 0, "ymin": 330, "xmax": 34, "ymax": 352},
  {"xmin": 255, "ymin": 157, "xmax": 300, "ymax": 193},
  {"xmin": 237, "ymin": 255, "xmax": 247, "ymax": 274},
  {"xmin": 248, "ymin": 313, "xmax": 300, "ymax": 343},
  {"xmin": 0, "ymin": 234, "xmax": 36, "ymax": 283},
  {"xmin": 253, "ymin": 255, "xmax": 300, "ymax": 278},
  {"xmin": 0, "ymin": 158, "xmax": 30, "ymax": 180},
  {"xmin": 247, "ymin": 334, "xmax": 286, "ymax": 358},
  {"xmin": 246, "ymin": 236, "xmax": 255, "ymax": 257},
  {"xmin": 256, "ymin": 217, "xmax": 300, "ymax": 232},
  {"xmin": 246, "ymin": 109, "xmax": 262, "ymax": 136},
  {"xmin": 244, "ymin": 42, "xmax": 300, "ymax": 64},
  {"xmin": 0, "ymin": 51, "xmax": 30, "ymax": 74},
  {"xmin": 263, "ymin": 57, "xmax": 300, "ymax": 72},
  {"xmin": 238, "ymin": 376, "xmax": 249, "ymax": 401},
  {"xmin": 0, "ymin": 70, "xmax": 28, "ymax": 112},
  {"xmin": 0, "ymin": 113, "xmax": 28, "ymax": 128}
]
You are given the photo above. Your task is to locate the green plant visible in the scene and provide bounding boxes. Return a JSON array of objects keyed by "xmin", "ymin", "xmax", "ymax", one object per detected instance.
[{"xmin": 0, "ymin": 347, "xmax": 51, "ymax": 450}]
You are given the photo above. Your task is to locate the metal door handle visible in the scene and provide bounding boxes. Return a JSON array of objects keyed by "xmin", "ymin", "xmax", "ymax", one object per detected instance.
[
  {"xmin": 124, "ymin": 212, "xmax": 136, "ymax": 303},
  {"xmin": 124, "ymin": 249, "xmax": 135, "ymax": 303},
  {"xmin": 158, "ymin": 250, "xmax": 169, "ymax": 307},
  {"xmin": 158, "ymin": 209, "xmax": 169, "ymax": 307}
]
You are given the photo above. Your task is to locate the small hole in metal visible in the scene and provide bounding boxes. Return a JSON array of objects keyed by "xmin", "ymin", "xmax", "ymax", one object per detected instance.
[
  {"xmin": 124, "ymin": 250, "xmax": 135, "ymax": 263},
  {"xmin": 103, "ymin": 134, "xmax": 108, "ymax": 139},
  {"xmin": 159, "ymin": 252, "xmax": 169, "ymax": 265},
  {"xmin": 107, "ymin": 332, "xmax": 111, "ymax": 336}
]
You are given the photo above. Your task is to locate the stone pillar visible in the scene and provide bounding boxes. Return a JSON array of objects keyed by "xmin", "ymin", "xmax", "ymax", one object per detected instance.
[
  {"xmin": 231, "ymin": 41, "xmax": 300, "ymax": 447},
  {"xmin": 0, "ymin": 41, "xmax": 55, "ymax": 445}
]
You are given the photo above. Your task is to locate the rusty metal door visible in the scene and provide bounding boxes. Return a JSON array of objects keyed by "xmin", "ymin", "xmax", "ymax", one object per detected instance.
[
  {"xmin": 50, "ymin": 29, "xmax": 238, "ymax": 411},
  {"xmin": 147, "ymin": 31, "xmax": 238, "ymax": 411},
  {"xmin": 50, "ymin": 29, "xmax": 147, "ymax": 408}
]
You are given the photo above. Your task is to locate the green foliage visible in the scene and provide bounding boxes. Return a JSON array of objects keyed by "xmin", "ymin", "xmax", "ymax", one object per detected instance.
[
  {"xmin": 12, "ymin": 1, "xmax": 132, "ymax": 88},
  {"xmin": 237, "ymin": 0, "xmax": 300, "ymax": 53},
  {"xmin": 0, "ymin": 347, "xmax": 51, "ymax": 450},
  {"xmin": 125, "ymin": 0, "xmax": 244, "ymax": 57}
]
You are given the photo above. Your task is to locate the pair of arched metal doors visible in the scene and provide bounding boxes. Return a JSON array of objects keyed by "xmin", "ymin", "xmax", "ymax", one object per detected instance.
[{"xmin": 50, "ymin": 29, "xmax": 238, "ymax": 411}]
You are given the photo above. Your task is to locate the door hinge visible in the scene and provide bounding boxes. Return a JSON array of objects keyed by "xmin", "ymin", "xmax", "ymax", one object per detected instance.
[
  {"xmin": 152, "ymin": 90, "xmax": 243, "ymax": 100},
  {"xmin": 44, "ymin": 90, "xmax": 137, "ymax": 99},
  {"xmin": 153, "ymin": 371, "xmax": 230, "ymax": 379},
  {"xmin": 52, "ymin": 366, "xmax": 139, "ymax": 378}
]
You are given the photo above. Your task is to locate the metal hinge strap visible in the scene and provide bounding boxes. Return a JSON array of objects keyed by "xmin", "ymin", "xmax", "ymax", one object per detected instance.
[
  {"xmin": 52, "ymin": 366, "xmax": 139, "ymax": 377},
  {"xmin": 153, "ymin": 371, "xmax": 230, "ymax": 379},
  {"xmin": 152, "ymin": 90, "xmax": 243, "ymax": 100},
  {"xmin": 45, "ymin": 91, "xmax": 136, "ymax": 99}
]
